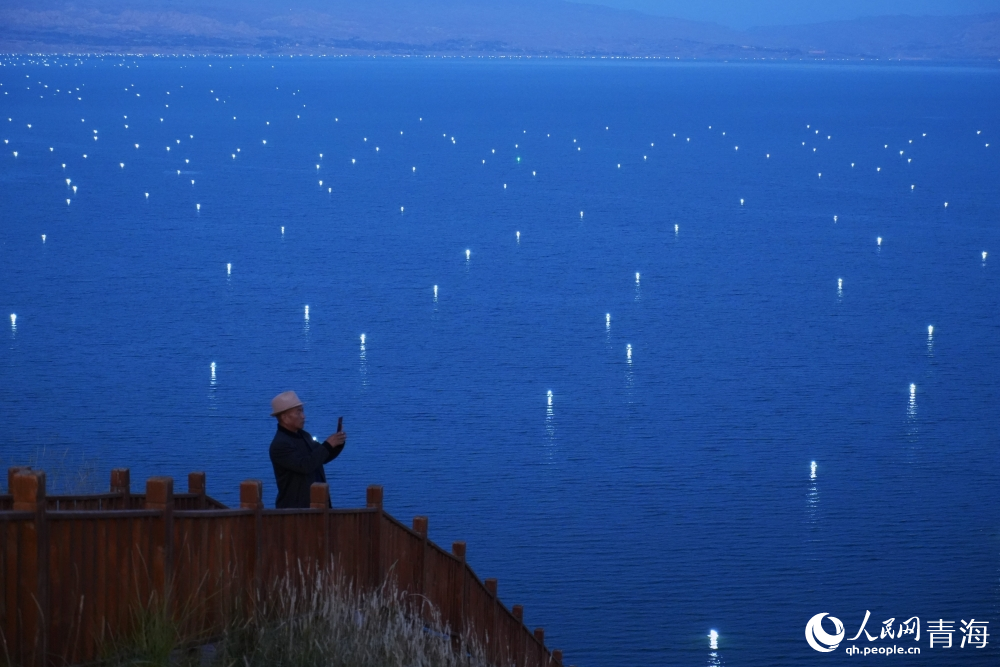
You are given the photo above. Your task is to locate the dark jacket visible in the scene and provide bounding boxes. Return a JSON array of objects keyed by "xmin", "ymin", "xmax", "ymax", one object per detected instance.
[{"xmin": 269, "ymin": 425, "xmax": 343, "ymax": 508}]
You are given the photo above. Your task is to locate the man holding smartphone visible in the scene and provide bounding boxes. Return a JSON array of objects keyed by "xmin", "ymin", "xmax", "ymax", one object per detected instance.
[{"xmin": 268, "ymin": 391, "xmax": 346, "ymax": 508}]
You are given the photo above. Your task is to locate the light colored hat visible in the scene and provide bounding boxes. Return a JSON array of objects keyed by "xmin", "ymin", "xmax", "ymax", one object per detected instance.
[{"xmin": 271, "ymin": 391, "xmax": 303, "ymax": 416}]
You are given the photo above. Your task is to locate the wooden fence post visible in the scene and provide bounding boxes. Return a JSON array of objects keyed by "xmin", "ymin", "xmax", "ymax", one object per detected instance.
[
  {"xmin": 188, "ymin": 472, "xmax": 206, "ymax": 509},
  {"xmin": 452, "ymin": 541, "xmax": 467, "ymax": 643},
  {"xmin": 552, "ymin": 649, "xmax": 563, "ymax": 664},
  {"xmin": 534, "ymin": 628, "xmax": 546, "ymax": 667},
  {"xmin": 485, "ymin": 578, "xmax": 498, "ymax": 660},
  {"xmin": 513, "ymin": 605, "xmax": 525, "ymax": 667},
  {"xmin": 310, "ymin": 483, "xmax": 331, "ymax": 565},
  {"xmin": 145, "ymin": 477, "xmax": 174, "ymax": 601},
  {"xmin": 366, "ymin": 485, "xmax": 383, "ymax": 588},
  {"xmin": 12, "ymin": 470, "xmax": 48, "ymax": 667},
  {"xmin": 110, "ymin": 468, "xmax": 130, "ymax": 509},
  {"xmin": 412, "ymin": 516, "xmax": 428, "ymax": 615},
  {"xmin": 7, "ymin": 465, "xmax": 30, "ymax": 494},
  {"xmin": 240, "ymin": 480, "xmax": 264, "ymax": 596}
]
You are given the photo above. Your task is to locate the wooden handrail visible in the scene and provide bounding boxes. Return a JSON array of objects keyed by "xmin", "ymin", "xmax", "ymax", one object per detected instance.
[{"xmin": 0, "ymin": 467, "xmax": 567, "ymax": 667}]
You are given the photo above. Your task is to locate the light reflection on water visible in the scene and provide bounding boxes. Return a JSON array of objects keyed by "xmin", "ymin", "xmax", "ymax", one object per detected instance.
[
  {"xmin": 302, "ymin": 305, "xmax": 310, "ymax": 350},
  {"xmin": 807, "ymin": 460, "xmax": 818, "ymax": 524},
  {"xmin": 208, "ymin": 362, "xmax": 217, "ymax": 411},
  {"xmin": 359, "ymin": 334, "xmax": 368, "ymax": 389},
  {"xmin": 707, "ymin": 629, "xmax": 722, "ymax": 666},
  {"xmin": 906, "ymin": 383, "xmax": 918, "ymax": 446},
  {"xmin": 624, "ymin": 344, "xmax": 634, "ymax": 403},
  {"xmin": 545, "ymin": 390, "xmax": 555, "ymax": 448}
]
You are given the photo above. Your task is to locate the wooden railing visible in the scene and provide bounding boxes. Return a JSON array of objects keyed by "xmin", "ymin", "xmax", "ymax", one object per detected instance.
[{"xmin": 0, "ymin": 467, "xmax": 569, "ymax": 667}]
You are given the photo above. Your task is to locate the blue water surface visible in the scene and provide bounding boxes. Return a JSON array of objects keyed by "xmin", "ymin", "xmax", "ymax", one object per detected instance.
[{"xmin": 1, "ymin": 56, "xmax": 999, "ymax": 666}]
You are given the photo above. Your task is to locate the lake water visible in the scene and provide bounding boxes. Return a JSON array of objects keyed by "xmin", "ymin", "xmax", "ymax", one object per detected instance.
[{"xmin": 1, "ymin": 56, "xmax": 998, "ymax": 666}]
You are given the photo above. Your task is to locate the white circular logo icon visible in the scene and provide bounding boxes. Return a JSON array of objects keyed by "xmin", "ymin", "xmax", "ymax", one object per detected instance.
[{"xmin": 805, "ymin": 613, "xmax": 845, "ymax": 652}]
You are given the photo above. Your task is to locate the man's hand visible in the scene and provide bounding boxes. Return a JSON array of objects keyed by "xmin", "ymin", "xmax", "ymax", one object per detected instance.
[{"xmin": 325, "ymin": 432, "xmax": 346, "ymax": 448}]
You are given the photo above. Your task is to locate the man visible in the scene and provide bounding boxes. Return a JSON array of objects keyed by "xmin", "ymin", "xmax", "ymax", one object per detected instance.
[{"xmin": 268, "ymin": 391, "xmax": 347, "ymax": 508}]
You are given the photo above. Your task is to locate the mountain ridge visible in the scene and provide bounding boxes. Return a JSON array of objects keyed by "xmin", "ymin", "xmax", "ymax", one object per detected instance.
[{"xmin": 1, "ymin": 1, "xmax": 998, "ymax": 60}]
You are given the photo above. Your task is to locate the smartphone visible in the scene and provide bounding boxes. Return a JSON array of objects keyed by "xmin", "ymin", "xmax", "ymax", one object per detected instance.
[{"xmin": 337, "ymin": 417, "xmax": 343, "ymax": 433}]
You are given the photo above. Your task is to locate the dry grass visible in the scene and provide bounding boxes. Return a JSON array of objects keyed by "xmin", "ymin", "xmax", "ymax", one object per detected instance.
[
  {"xmin": 0, "ymin": 447, "xmax": 100, "ymax": 494},
  {"xmin": 102, "ymin": 566, "xmax": 488, "ymax": 667}
]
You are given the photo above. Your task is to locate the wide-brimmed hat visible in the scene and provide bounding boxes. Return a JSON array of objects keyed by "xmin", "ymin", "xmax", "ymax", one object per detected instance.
[{"xmin": 271, "ymin": 391, "xmax": 303, "ymax": 416}]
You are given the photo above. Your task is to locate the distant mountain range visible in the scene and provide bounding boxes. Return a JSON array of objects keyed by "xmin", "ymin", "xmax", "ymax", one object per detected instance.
[{"xmin": 1, "ymin": 0, "xmax": 998, "ymax": 60}]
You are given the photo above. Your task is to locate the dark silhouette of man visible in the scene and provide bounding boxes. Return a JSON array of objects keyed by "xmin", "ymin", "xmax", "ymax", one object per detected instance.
[{"xmin": 268, "ymin": 391, "xmax": 346, "ymax": 508}]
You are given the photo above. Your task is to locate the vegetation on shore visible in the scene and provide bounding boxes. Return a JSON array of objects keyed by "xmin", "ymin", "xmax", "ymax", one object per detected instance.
[{"xmin": 102, "ymin": 567, "xmax": 488, "ymax": 667}]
